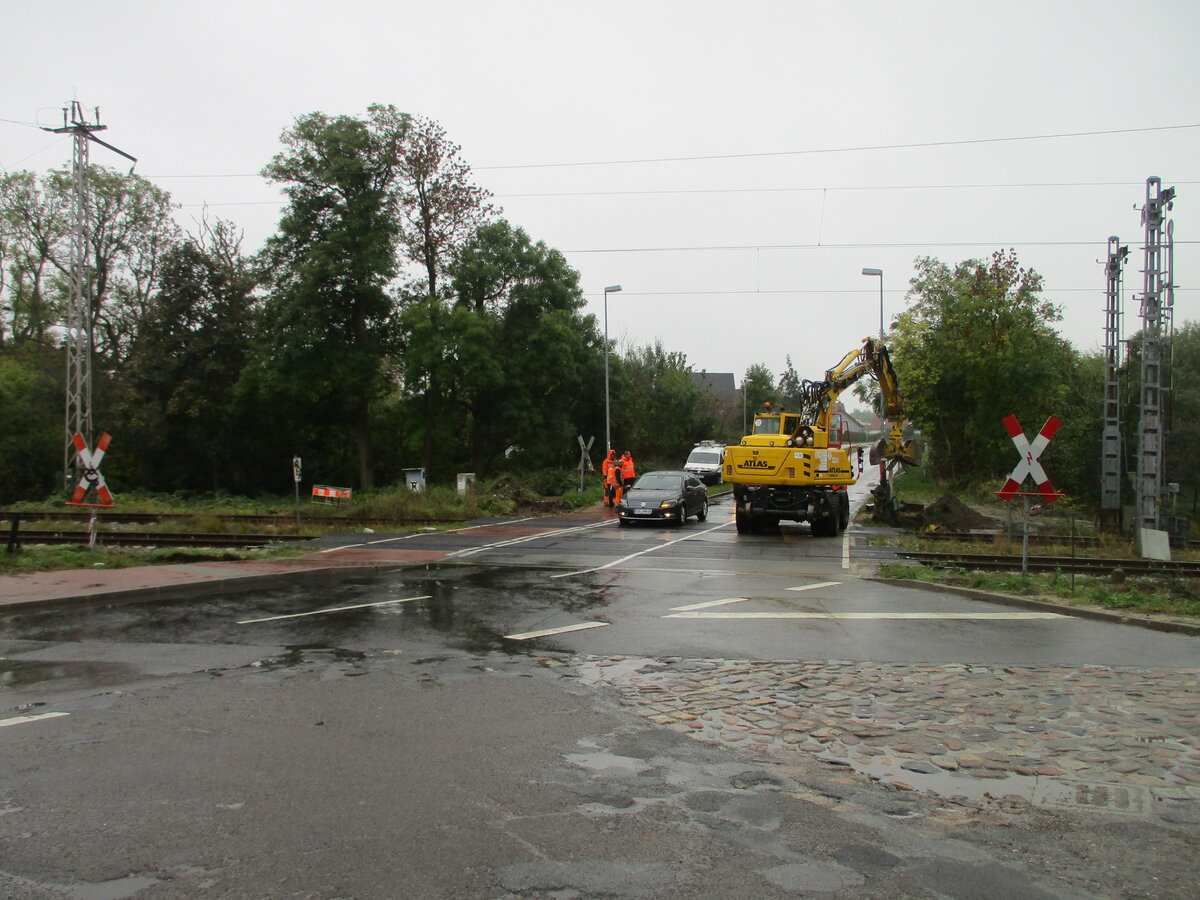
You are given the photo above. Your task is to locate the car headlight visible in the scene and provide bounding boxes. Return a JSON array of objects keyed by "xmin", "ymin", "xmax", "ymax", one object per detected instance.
[{"xmin": 660, "ymin": 499, "xmax": 678, "ymax": 508}]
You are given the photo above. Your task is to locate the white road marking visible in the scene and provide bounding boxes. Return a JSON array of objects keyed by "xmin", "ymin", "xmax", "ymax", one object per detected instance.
[
  {"xmin": 670, "ymin": 597, "xmax": 750, "ymax": 611},
  {"xmin": 503, "ymin": 622, "xmax": 610, "ymax": 640},
  {"xmin": 552, "ymin": 520, "xmax": 730, "ymax": 578},
  {"xmin": 318, "ymin": 516, "xmax": 541, "ymax": 552},
  {"xmin": 0, "ymin": 712, "xmax": 69, "ymax": 728},
  {"xmin": 664, "ymin": 611, "xmax": 1068, "ymax": 620},
  {"xmin": 237, "ymin": 595, "xmax": 432, "ymax": 625},
  {"xmin": 453, "ymin": 520, "xmax": 612, "ymax": 559},
  {"xmin": 785, "ymin": 581, "xmax": 841, "ymax": 592}
]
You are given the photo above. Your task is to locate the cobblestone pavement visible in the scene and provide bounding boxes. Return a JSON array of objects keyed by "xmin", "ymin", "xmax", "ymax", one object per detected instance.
[{"xmin": 577, "ymin": 656, "xmax": 1200, "ymax": 823}]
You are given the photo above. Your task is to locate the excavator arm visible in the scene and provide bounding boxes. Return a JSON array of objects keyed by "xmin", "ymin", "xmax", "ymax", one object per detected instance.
[{"xmin": 859, "ymin": 338, "xmax": 921, "ymax": 468}]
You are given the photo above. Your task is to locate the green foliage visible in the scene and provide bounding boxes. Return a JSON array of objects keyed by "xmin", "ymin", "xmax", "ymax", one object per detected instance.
[
  {"xmin": 400, "ymin": 220, "xmax": 603, "ymax": 478},
  {"xmin": 1160, "ymin": 323, "xmax": 1200, "ymax": 513},
  {"xmin": 0, "ymin": 166, "xmax": 179, "ymax": 362},
  {"xmin": 0, "ymin": 107, "xmax": 730, "ymax": 509},
  {"xmin": 612, "ymin": 342, "xmax": 711, "ymax": 460},
  {"xmin": 255, "ymin": 105, "xmax": 412, "ymax": 488},
  {"xmin": 396, "ymin": 116, "xmax": 496, "ymax": 297},
  {"xmin": 890, "ymin": 250, "xmax": 1085, "ymax": 491},
  {"xmin": 877, "ymin": 563, "xmax": 1200, "ymax": 619},
  {"xmin": 0, "ymin": 347, "xmax": 62, "ymax": 503},
  {"xmin": 118, "ymin": 224, "xmax": 260, "ymax": 492},
  {"xmin": 742, "ymin": 363, "xmax": 776, "ymax": 418},
  {"xmin": 776, "ymin": 356, "xmax": 803, "ymax": 410}
]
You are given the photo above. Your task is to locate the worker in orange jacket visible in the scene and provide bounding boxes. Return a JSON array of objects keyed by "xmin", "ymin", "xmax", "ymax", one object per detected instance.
[
  {"xmin": 601, "ymin": 449, "xmax": 617, "ymax": 507},
  {"xmin": 615, "ymin": 450, "xmax": 636, "ymax": 506}
]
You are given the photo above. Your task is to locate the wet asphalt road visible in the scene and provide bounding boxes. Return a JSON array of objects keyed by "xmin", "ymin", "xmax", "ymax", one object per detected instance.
[
  {"xmin": 3, "ymin": 488, "xmax": 1194, "ymax": 689},
  {"xmin": 1, "ymin": 482, "xmax": 1198, "ymax": 898}
]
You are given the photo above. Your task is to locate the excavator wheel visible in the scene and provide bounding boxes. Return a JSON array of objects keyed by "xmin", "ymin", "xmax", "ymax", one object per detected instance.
[
  {"xmin": 838, "ymin": 492, "xmax": 850, "ymax": 530},
  {"xmin": 735, "ymin": 503, "xmax": 750, "ymax": 534}
]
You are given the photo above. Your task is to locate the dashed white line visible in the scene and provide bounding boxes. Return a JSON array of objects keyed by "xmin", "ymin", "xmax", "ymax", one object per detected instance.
[
  {"xmin": 237, "ymin": 595, "xmax": 431, "ymax": 624},
  {"xmin": 318, "ymin": 516, "xmax": 541, "ymax": 552},
  {"xmin": 503, "ymin": 622, "xmax": 610, "ymax": 640},
  {"xmin": 453, "ymin": 519, "xmax": 612, "ymax": 559},
  {"xmin": 551, "ymin": 520, "xmax": 729, "ymax": 578},
  {"xmin": 0, "ymin": 712, "xmax": 69, "ymax": 728},
  {"xmin": 663, "ymin": 611, "xmax": 1068, "ymax": 620},
  {"xmin": 670, "ymin": 597, "xmax": 750, "ymax": 611},
  {"xmin": 785, "ymin": 581, "xmax": 841, "ymax": 592}
]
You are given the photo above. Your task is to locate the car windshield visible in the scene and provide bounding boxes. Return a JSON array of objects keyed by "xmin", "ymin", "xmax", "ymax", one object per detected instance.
[
  {"xmin": 632, "ymin": 474, "xmax": 683, "ymax": 492},
  {"xmin": 687, "ymin": 451, "xmax": 721, "ymax": 465}
]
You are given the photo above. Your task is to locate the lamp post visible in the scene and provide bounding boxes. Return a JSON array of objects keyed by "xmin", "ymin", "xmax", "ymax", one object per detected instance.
[
  {"xmin": 861, "ymin": 268, "xmax": 885, "ymax": 481},
  {"xmin": 603, "ymin": 284, "xmax": 622, "ymax": 452}
]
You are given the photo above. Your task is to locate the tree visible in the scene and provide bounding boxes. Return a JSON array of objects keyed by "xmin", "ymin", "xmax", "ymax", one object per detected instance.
[
  {"xmin": 612, "ymin": 342, "xmax": 707, "ymax": 460},
  {"xmin": 889, "ymin": 250, "xmax": 1077, "ymax": 486},
  {"xmin": 59, "ymin": 167, "xmax": 181, "ymax": 366},
  {"xmin": 256, "ymin": 105, "xmax": 411, "ymax": 488},
  {"xmin": 400, "ymin": 220, "xmax": 604, "ymax": 477},
  {"xmin": 396, "ymin": 116, "xmax": 496, "ymax": 299},
  {"xmin": 0, "ymin": 167, "xmax": 179, "ymax": 363},
  {"xmin": 1122, "ymin": 322, "xmax": 1200, "ymax": 517},
  {"xmin": 776, "ymin": 356, "xmax": 803, "ymax": 411},
  {"xmin": 0, "ymin": 346, "xmax": 62, "ymax": 503},
  {"xmin": 742, "ymin": 363, "xmax": 777, "ymax": 419},
  {"xmin": 119, "ymin": 220, "xmax": 259, "ymax": 491},
  {"xmin": 0, "ymin": 171, "xmax": 68, "ymax": 348}
]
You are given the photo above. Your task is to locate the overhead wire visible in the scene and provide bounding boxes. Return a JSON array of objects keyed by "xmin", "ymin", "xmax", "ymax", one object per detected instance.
[{"xmin": 473, "ymin": 123, "xmax": 1200, "ymax": 170}]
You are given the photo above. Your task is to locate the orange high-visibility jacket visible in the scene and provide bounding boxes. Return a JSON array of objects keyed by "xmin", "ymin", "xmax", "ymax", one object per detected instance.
[
  {"xmin": 603, "ymin": 451, "xmax": 618, "ymax": 485},
  {"xmin": 620, "ymin": 454, "xmax": 635, "ymax": 481}
]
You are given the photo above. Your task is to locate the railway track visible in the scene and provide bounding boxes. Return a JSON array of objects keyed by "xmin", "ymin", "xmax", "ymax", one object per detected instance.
[
  {"xmin": 898, "ymin": 550, "xmax": 1200, "ymax": 577},
  {"xmin": 5, "ymin": 511, "xmax": 440, "ymax": 527},
  {"xmin": 2, "ymin": 510, "xmax": 445, "ymax": 528},
  {"xmin": 9, "ymin": 530, "xmax": 312, "ymax": 550},
  {"xmin": 920, "ymin": 530, "xmax": 1200, "ymax": 550}
]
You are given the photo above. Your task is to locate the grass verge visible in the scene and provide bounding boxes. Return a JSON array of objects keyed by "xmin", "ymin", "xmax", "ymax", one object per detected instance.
[
  {"xmin": 0, "ymin": 543, "xmax": 312, "ymax": 576},
  {"xmin": 878, "ymin": 562, "xmax": 1200, "ymax": 620}
]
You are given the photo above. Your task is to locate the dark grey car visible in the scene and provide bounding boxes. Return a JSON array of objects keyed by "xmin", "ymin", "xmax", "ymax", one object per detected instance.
[{"xmin": 617, "ymin": 470, "xmax": 709, "ymax": 527}]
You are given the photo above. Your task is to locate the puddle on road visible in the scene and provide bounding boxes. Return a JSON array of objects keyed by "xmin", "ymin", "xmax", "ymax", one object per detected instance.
[
  {"xmin": 816, "ymin": 750, "xmax": 1156, "ymax": 815},
  {"xmin": 823, "ymin": 751, "xmax": 1037, "ymax": 802},
  {"xmin": 0, "ymin": 658, "xmax": 140, "ymax": 691},
  {"xmin": 0, "ymin": 564, "xmax": 613, "ymax": 660},
  {"xmin": 565, "ymin": 751, "xmax": 655, "ymax": 776},
  {"xmin": 252, "ymin": 645, "xmax": 366, "ymax": 670},
  {"xmin": 68, "ymin": 875, "xmax": 160, "ymax": 900}
]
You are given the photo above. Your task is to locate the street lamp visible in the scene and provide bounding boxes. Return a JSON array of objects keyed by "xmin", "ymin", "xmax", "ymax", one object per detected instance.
[
  {"xmin": 861, "ymin": 268, "xmax": 885, "ymax": 478},
  {"xmin": 603, "ymin": 284, "xmax": 622, "ymax": 452}
]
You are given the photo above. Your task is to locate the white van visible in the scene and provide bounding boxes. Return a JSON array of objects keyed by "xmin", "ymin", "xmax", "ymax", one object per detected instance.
[{"xmin": 684, "ymin": 442, "xmax": 724, "ymax": 485}]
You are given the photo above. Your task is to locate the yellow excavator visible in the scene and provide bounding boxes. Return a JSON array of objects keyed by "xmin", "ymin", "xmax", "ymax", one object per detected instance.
[{"xmin": 724, "ymin": 337, "xmax": 920, "ymax": 536}]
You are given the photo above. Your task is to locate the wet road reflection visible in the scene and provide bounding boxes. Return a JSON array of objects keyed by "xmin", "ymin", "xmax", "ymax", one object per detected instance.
[{"xmin": 0, "ymin": 564, "xmax": 613, "ymax": 666}]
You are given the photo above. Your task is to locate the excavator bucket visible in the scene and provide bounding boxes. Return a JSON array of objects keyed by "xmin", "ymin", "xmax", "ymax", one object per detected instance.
[{"xmin": 868, "ymin": 438, "xmax": 922, "ymax": 467}]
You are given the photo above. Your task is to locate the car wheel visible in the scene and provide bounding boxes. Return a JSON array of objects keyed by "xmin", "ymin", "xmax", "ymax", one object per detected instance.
[
  {"xmin": 696, "ymin": 499, "xmax": 708, "ymax": 522},
  {"xmin": 618, "ymin": 517, "xmax": 630, "ymax": 527},
  {"xmin": 674, "ymin": 504, "xmax": 686, "ymax": 526}
]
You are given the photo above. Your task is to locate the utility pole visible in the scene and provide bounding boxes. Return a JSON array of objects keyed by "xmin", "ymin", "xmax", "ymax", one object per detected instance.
[
  {"xmin": 43, "ymin": 102, "xmax": 136, "ymax": 490},
  {"xmin": 1134, "ymin": 176, "xmax": 1176, "ymax": 537},
  {"xmin": 1099, "ymin": 236, "xmax": 1128, "ymax": 530}
]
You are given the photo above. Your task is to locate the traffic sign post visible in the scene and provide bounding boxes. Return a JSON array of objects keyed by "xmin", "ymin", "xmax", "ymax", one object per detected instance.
[
  {"xmin": 292, "ymin": 456, "xmax": 302, "ymax": 525},
  {"xmin": 65, "ymin": 432, "xmax": 114, "ymax": 508},
  {"xmin": 996, "ymin": 415, "xmax": 1065, "ymax": 574},
  {"xmin": 577, "ymin": 435, "xmax": 595, "ymax": 494}
]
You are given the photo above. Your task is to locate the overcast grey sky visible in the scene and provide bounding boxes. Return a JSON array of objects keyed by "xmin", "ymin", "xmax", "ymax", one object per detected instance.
[{"xmin": 3, "ymin": 0, "xmax": 1197, "ymax": 383}]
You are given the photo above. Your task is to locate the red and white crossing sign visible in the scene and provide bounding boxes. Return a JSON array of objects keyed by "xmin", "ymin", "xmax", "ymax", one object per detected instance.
[
  {"xmin": 67, "ymin": 432, "xmax": 114, "ymax": 507},
  {"xmin": 998, "ymin": 414, "xmax": 1061, "ymax": 503}
]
